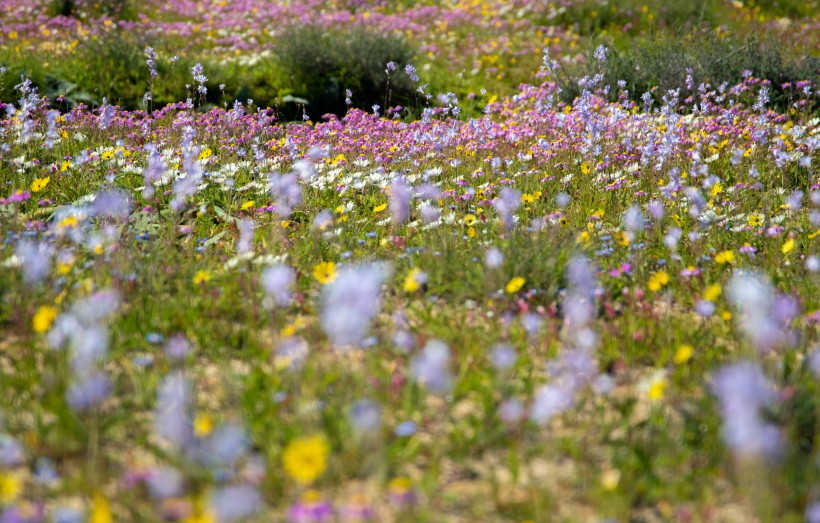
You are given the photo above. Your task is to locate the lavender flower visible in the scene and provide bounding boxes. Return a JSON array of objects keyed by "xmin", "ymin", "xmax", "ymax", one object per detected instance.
[
  {"xmin": 146, "ymin": 467, "xmax": 184, "ymax": 499},
  {"xmin": 321, "ymin": 263, "xmax": 389, "ymax": 347},
  {"xmin": 153, "ymin": 372, "xmax": 193, "ymax": 448},
  {"xmin": 144, "ymin": 47, "xmax": 158, "ymax": 79},
  {"xmin": 236, "ymin": 219, "xmax": 255, "ymax": 255},
  {"xmin": 727, "ymin": 271, "xmax": 797, "ymax": 352},
  {"xmin": 410, "ymin": 339, "xmax": 453, "ymax": 393},
  {"xmin": 349, "ymin": 399, "xmax": 382, "ymax": 434},
  {"xmin": 212, "ymin": 485, "xmax": 262, "ymax": 522},
  {"xmin": 711, "ymin": 362, "xmax": 781, "ymax": 458},
  {"xmin": 493, "ymin": 188, "xmax": 521, "ymax": 231},
  {"xmin": 405, "ymin": 64, "xmax": 419, "ymax": 83},
  {"xmin": 484, "ymin": 247, "xmax": 504, "ymax": 269},
  {"xmin": 389, "ymin": 176, "xmax": 411, "ymax": 226},
  {"xmin": 164, "ymin": 334, "xmax": 191, "ymax": 361},
  {"xmin": 66, "ymin": 372, "xmax": 111, "ymax": 412},
  {"xmin": 191, "ymin": 63, "xmax": 207, "ymax": 96},
  {"xmin": 269, "ymin": 172, "xmax": 302, "ymax": 217},
  {"xmin": 261, "ymin": 264, "xmax": 295, "ymax": 307},
  {"xmin": 98, "ymin": 98, "xmax": 114, "ymax": 129},
  {"xmin": 92, "ymin": 188, "xmax": 132, "ymax": 220},
  {"xmin": 141, "ymin": 145, "xmax": 165, "ymax": 200},
  {"xmin": 14, "ymin": 240, "xmax": 53, "ymax": 285}
]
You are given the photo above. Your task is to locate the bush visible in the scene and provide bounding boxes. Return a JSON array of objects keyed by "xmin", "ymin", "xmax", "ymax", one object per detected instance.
[
  {"xmin": 272, "ymin": 25, "xmax": 416, "ymax": 119},
  {"xmin": 543, "ymin": 0, "xmax": 726, "ymax": 36},
  {"xmin": 47, "ymin": 0, "xmax": 139, "ymax": 20},
  {"xmin": 559, "ymin": 28, "xmax": 820, "ymax": 110}
]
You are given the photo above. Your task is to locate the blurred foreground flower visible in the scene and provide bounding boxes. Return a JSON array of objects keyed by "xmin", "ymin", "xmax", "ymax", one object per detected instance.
[{"xmin": 282, "ymin": 435, "xmax": 329, "ymax": 485}]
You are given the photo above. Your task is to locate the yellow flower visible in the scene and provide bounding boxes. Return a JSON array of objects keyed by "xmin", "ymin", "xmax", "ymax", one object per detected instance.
[
  {"xmin": 600, "ymin": 469, "xmax": 621, "ymax": 491},
  {"xmin": 647, "ymin": 271, "xmax": 669, "ymax": 292},
  {"xmin": 192, "ymin": 270, "xmax": 211, "ymax": 285},
  {"xmin": 57, "ymin": 216, "xmax": 79, "ymax": 229},
  {"xmin": 388, "ymin": 477, "xmax": 413, "ymax": 496},
  {"xmin": 702, "ymin": 283, "xmax": 721, "ymax": 302},
  {"xmin": 183, "ymin": 502, "xmax": 216, "ymax": 523},
  {"xmin": 32, "ymin": 305, "xmax": 58, "ymax": 333},
  {"xmin": 781, "ymin": 238, "xmax": 795, "ymax": 254},
  {"xmin": 312, "ymin": 261, "xmax": 338, "ymax": 284},
  {"xmin": 673, "ymin": 344, "xmax": 694, "ymax": 364},
  {"xmin": 710, "ymin": 181, "xmax": 723, "ymax": 198},
  {"xmin": 747, "ymin": 214, "xmax": 763, "ymax": 227},
  {"xmin": 505, "ymin": 276, "xmax": 525, "ymax": 294},
  {"xmin": 198, "ymin": 148, "xmax": 213, "ymax": 162},
  {"xmin": 89, "ymin": 494, "xmax": 112, "ymax": 523},
  {"xmin": 240, "ymin": 200, "xmax": 255, "ymax": 211},
  {"xmin": 60, "ymin": 160, "xmax": 72, "ymax": 172},
  {"xmin": 580, "ymin": 161, "xmax": 591, "ymax": 175},
  {"xmin": 464, "ymin": 214, "xmax": 477, "ymax": 226},
  {"xmin": 30, "ymin": 176, "xmax": 50, "ymax": 193},
  {"xmin": 193, "ymin": 414, "xmax": 214, "ymax": 437},
  {"xmin": 0, "ymin": 472, "xmax": 22, "ymax": 504},
  {"xmin": 373, "ymin": 202, "xmax": 387, "ymax": 213},
  {"xmin": 282, "ymin": 434, "xmax": 329, "ymax": 485},
  {"xmin": 714, "ymin": 250, "xmax": 734, "ymax": 264},
  {"xmin": 100, "ymin": 150, "xmax": 115, "ymax": 161},
  {"xmin": 403, "ymin": 268, "xmax": 425, "ymax": 293},
  {"xmin": 646, "ymin": 371, "xmax": 667, "ymax": 402}
]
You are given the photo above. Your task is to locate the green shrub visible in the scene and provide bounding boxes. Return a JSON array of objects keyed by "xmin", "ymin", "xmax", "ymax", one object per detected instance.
[
  {"xmin": 543, "ymin": 0, "xmax": 727, "ymax": 36},
  {"xmin": 272, "ymin": 25, "xmax": 416, "ymax": 119},
  {"xmin": 559, "ymin": 29, "xmax": 819, "ymax": 110},
  {"xmin": 47, "ymin": 0, "xmax": 139, "ymax": 21}
]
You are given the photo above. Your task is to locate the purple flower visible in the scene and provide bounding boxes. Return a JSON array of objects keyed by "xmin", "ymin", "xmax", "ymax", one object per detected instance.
[
  {"xmin": 92, "ymin": 188, "xmax": 132, "ymax": 220},
  {"xmin": 410, "ymin": 339, "xmax": 452, "ymax": 393},
  {"xmin": 141, "ymin": 145, "xmax": 165, "ymax": 200},
  {"xmin": 808, "ymin": 348, "xmax": 820, "ymax": 379},
  {"xmin": 212, "ymin": 485, "xmax": 262, "ymax": 522},
  {"xmin": 66, "ymin": 372, "xmax": 111, "ymax": 412},
  {"xmin": 208, "ymin": 424, "xmax": 248, "ymax": 468},
  {"xmin": 261, "ymin": 264, "xmax": 295, "ymax": 307},
  {"xmin": 727, "ymin": 271, "xmax": 795, "ymax": 352},
  {"xmin": 490, "ymin": 344, "xmax": 517, "ymax": 370},
  {"xmin": 498, "ymin": 398, "xmax": 524, "ymax": 425},
  {"xmin": 144, "ymin": 47, "xmax": 158, "ymax": 79},
  {"xmin": 349, "ymin": 399, "xmax": 382, "ymax": 434},
  {"xmin": 530, "ymin": 381, "xmax": 575, "ymax": 425},
  {"xmin": 492, "ymin": 188, "xmax": 521, "ymax": 231},
  {"xmin": 146, "ymin": 467, "xmax": 184, "ymax": 499},
  {"xmin": 321, "ymin": 263, "xmax": 389, "ymax": 348},
  {"xmin": 807, "ymin": 502, "xmax": 820, "ymax": 523},
  {"xmin": 287, "ymin": 495, "xmax": 334, "ymax": 523},
  {"xmin": 0, "ymin": 436, "xmax": 24, "ymax": 467},
  {"xmin": 269, "ymin": 172, "xmax": 302, "ymax": 217},
  {"xmin": 484, "ymin": 247, "xmax": 504, "ymax": 269},
  {"xmin": 164, "ymin": 334, "xmax": 191, "ymax": 361},
  {"xmin": 153, "ymin": 372, "xmax": 192, "ymax": 448},
  {"xmin": 711, "ymin": 362, "xmax": 781, "ymax": 458},
  {"xmin": 236, "ymin": 219, "xmax": 255, "ymax": 255},
  {"xmin": 405, "ymin": 64, "xmax": 419, "ymax": 83},
  {"xmin": 389, "ymin": 176, "xmax": 412, "ymax": 226},
  {"xmin": 14, "ymin": 240, "xmax": 53, "ymax": 285}
]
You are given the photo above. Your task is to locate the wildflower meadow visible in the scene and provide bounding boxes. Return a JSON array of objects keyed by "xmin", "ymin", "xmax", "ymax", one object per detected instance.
[{"xmin": 1, "ymin": 0, "xmax": 819, "ymax": 521}]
